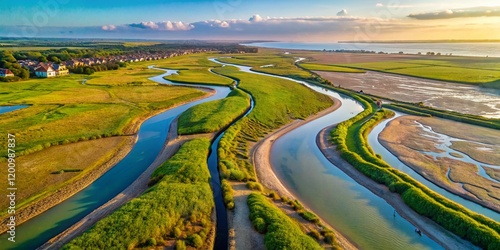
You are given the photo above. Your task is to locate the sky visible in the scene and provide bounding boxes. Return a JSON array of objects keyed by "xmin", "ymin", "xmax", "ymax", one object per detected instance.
[{"xmin": 0, "ymin": 0, "xmax": 500, "ymax": 41}]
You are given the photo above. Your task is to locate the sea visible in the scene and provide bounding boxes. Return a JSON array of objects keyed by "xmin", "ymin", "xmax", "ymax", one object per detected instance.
[{"xmin": 242, "ymin": 42, "xmax": 500, "ymax": 58}]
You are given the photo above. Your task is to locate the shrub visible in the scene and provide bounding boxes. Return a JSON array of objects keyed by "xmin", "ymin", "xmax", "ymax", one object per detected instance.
[
  {"xmin": 247, "ymin": 181, "xmax": 264, "ymax": 191},
  {"xmin": 176, "ymin": 240, "xmax": 186, "ymax": 250},
  {"xmin": 253, "ymin": 217, "xmax": 267, "ymax": 233},
  {"xmin": 187, "ymin": 234, "xmax": 203, "ymax": 249}
]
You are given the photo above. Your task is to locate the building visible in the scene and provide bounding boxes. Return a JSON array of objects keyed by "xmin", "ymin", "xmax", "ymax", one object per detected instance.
[
  {"xmin": 0, "ymin": 68, "xmax": 14, "ymax": 77},
  {"xmin": 52, "ymin": 64, "xmax": 69, "ymax": 76},
  {"xmin": 35, "ymin": 64, "xmax": 56, "ymax": 78}
]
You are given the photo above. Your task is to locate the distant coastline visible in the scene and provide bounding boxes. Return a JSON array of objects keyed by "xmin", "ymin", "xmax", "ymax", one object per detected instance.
[
  {"xmin": 242, "ymin": 41, "xmax": 500, "ymax": 57},
  {"xmin": 338, "ymin": 39, "xmax": 500, "ymax": 43}
]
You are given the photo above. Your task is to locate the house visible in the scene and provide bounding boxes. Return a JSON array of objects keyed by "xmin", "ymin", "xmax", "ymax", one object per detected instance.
[
  {"xmin": 35, "ymin": 64, "xmax": 56, "ymax": 78},
  {"xmin": 52, "ymin": 64, "xmax": 69, "ymax": 76},
  {"xmin": 0, "ymin": 68, "xmax": 14, "ymax": 77}
]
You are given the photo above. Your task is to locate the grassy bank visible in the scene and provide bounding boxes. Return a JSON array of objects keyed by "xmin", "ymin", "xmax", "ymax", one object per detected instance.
[
  {"xmin": 178, "ymin": 89, "xmax": 250, "ymax": 135},
  {"xmin": 330, "ymin": 93, "xmax": 500, "ymax": 249},
  {"xmin": 298, "ymin": 63, "xmax": 366, "ymax": 73},
  {"xmin": 248, "ymin": 193, "xmax": 323, "ymax": 250},
  {"xmin": 64, "ymin": 138, "xmax": 214, "ymax": 249}
]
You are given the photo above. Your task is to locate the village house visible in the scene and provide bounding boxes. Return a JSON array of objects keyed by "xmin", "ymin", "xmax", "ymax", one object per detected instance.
[
  {"xmin": 35, "ymin": 64, "xmax": 56, "ymax": 78},
  {"xmin": 0, "ymin": 68, "xmax": 15, "ymax": 77},
  {"xmin": 52, "ymin": 64, "xmax": 69, "ymax": 76}
]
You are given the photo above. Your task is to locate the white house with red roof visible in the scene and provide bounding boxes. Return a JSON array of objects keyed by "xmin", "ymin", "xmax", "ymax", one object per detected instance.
[
  {"xmin": 35, "ymin": 64, "xmax": 56, "ymax": 78},
  {"xmin": 0, "ymin": 68, "xmax": 14, "ymax": 77}
]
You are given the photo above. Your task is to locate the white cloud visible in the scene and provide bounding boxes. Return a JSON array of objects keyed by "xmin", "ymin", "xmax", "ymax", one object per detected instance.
[
  {"xmin": 409, "ymin": 6, "xmax": 500, "ymax": 20},
  {"xmin": 337, "ymin": 9, "xmax": 348, "ymax": 17},
  {"xmin": 376, "ymin": 3, "xmax": 383, "ymax": 7},
  {"xmin": 249, "ymin": 14, "xmax": 264, "ymax": 22},
  {"xmin": 101, "ymin": 25, "xmax": 116, "ymax": 31},
  {"xmin": 128, "ymin": 21, "xmax": 193, "ymax": 31}
]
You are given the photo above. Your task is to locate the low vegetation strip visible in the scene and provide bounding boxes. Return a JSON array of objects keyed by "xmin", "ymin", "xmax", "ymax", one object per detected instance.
[
  {"xmin": 178, "ymin": 89, "xmax": 251, "ymax": 135},
  {"xmin": 247, "ymin": 193, "xmax": 323, "ymax": 250},
  {"xmin": 388, "ymin": 103, "xmax": 500, "ymax": 129},
  {"xmin": 298, "ymin": 63, "xmax": 366, "ymax": 73},
  {"xmin": 382, "ymin": 104, "xmax": 431, "ymax": 117},
  {"xmin": 335, "ymin": 59, "xmax": 500, "ymax": 85},
  {"xmin": 329, "ymin": 93, "xmax": 500, "ymax": 249},
  {"xmin": 165, "ymin": 68, "xmax": 234, "ymax": 86},
  {"xmin": 64, "ymin": 138, "xmax": 214, "ymax": 249}
]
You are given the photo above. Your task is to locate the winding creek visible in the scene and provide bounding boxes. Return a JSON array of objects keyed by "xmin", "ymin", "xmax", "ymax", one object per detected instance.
[
  {"xmin": 369, "ymin": 113, "xmax": 500, "ymax": 221},
  {"xmin": 210, "ymin": 59, "xmax": 442, "ymax": 249},
  {"xmin": 0, "ymin": 70, "xmax": 232, "ymax": 249}
]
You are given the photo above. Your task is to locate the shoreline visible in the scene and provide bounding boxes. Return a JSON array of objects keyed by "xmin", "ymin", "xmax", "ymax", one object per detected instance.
[
  {"xmin": 0, "ymin": 89, "xmax": 214, "ymax": 235},
  {"xmin": 316, "ymin": 124, "xmax": 478, "ymax": 250},
  {"xmin": 250, "ymin": 97, "xmax": 358, "ymax": 250}
]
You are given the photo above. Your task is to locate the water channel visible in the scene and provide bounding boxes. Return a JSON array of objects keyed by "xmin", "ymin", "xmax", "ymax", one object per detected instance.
[
  {"xmin": 210, "ymin": 59, "xmax": 442, "ymax": 249},
  {"xmin": 0, "ymin": 70, "xmax": 230, "ymax": 249}
]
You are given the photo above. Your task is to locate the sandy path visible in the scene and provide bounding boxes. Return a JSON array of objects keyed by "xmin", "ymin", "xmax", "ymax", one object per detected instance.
[
  {"xmin": 228, "ymin": 182, "xmax": 265, "ymax": 250},
  {"xmin": 39, "ymin": 116, "xmax": 215, "ymax": 249},
  {"xmin": 250, "ymin": 98, "xmax": 358, "ymax": 250},
  {"xmin": 316, "ymin": 125, "xmax": 478, "ymax": 250}
]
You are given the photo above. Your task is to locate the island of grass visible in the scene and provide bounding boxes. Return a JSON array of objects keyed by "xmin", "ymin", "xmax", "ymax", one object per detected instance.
[
  {"xmin": 64, "ymin": 138, "xmax": 214, "ymax": 249},
  {"xmin": 178, "ymin": 89, "xmax": 251, "ymax": 135},
  {"xmin": 0, "ymin": 60, "xmax": 208, "ymax": 223},
  {"xmin": 160, "ymin": 54, "xmax": 235, "ymax": 86}
]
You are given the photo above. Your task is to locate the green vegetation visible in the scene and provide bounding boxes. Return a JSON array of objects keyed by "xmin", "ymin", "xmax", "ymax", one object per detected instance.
[
  {"xmin": 178, "ymin": 89, "xmax": 250, "ymax": 135},
  {"xmin": 216, "ymin": 54, "xmax": 314, "ymax": 79},
  {"xmin": 387, "ymin": 103, "xmax": 500, "ymax": 129},
  {"xmin": 161, "ymin": 54, "xmax": 234, "ymax": 86},
  {"xmin": 213, "ymin": 65, "xmax": 332, "ymax": 181},
  {"xmin": 335, "ymin": 57, "xmax": 500, "ymax": 85},
  {"xmin": 330, "ymin": 92, "xmax": 500, "ymax": 249},
  {"xmin": 0, "ymin": 65, "xmax": 205, "ymax": 158},
  {"xmin": 248, "ymin": 193, "xmax": 323, "ymax": 250},
  {"xmin": 64, "ymin": 138, "xmax": 214, "ymax": 249},
  {"xmin": 382, "ymin": 104, "xmax": 431, "ymax": 117},
  {"xmin": 298, "ymin": 63, "xmax": 366, "ymax": 73}
]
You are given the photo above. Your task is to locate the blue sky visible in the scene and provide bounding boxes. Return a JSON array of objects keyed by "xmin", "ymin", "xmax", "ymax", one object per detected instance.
[{"xmin": 1, "ymin": 0, "xmax": 499, "ymax": 40}]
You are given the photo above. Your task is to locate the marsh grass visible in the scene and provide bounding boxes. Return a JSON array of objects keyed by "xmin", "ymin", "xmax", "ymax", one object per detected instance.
[
  {"xmin": 65, "ymin": 139, "xmax": 214, "ymax": 249},
  {"xmin": 178, "ymin": 89, "xmax": 250, "ymax": 135}
]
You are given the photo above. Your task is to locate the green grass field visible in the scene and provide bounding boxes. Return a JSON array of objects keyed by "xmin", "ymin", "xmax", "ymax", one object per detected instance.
[
  {"xmin": 64, "ymin": 138, "xmax": 214, "ymax": 249},
  {"xmin": 335, "ymin": 57, "xmax": 500, "ymax": 85},
  {"xmin": 0, "ymin": 61, "xmax": 206, "ymax": 158},
  {"xmin": 299, "ymin": 63, "xmax": 366, "ymax": 73},
  {"xmin": 216, "ymin": 54, "xmax": 313, "ymax": 79},
  {"xmin": 178, "ymin": 89, "xmax": 250, "ymax": 135}
]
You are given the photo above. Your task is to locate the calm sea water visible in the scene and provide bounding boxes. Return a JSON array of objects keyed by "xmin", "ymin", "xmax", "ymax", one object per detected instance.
[{"xmin": 244, "ymin": 42, "xmax": 500, "ymax": 57}]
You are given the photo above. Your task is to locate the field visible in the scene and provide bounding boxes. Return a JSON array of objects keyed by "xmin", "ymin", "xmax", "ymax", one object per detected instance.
[
  {"xmin": 298, "ymin": 63, "xmax": 366, "ymax": 73},
  {"xmin": 216, "ymin": 53, "xmax": 314, "ymax": 79},
  {"xmin": 64, "ymin": 138, "xmax": 214, "ymax": 249},
  {"xmin": 178, "ymin": 89, "xmax": 250, "ymax": 135},
  {"xmin": 0, "ymin": 64, "xmax": 206, "ymax": 157},
  {"xmin": 0, "ymin": 136, "xmax": 132, "ymax": 213},
  {"xmin": 157, "ymin": 54, "xmax": 235, "ymax": 86},
  {"xmin": 301, "ymin": 53, "xmax": 500, "ymax": 86}
]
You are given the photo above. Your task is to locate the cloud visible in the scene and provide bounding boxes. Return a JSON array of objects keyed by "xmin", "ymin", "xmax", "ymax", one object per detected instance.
[
  {"xmin": 337, "ymin": 9, "xmax": 348, "ymax": 16},
  {"xmin": 409, "ymin": 6, "xmax": 500, "ymax": 20},
  {"xmin": 101, "ymin": 25, "xmax": 116, "ymax": 31},
  {"xmin": 127, "ymin": 21, "xmax": 193, "ymax": 31},
  {"xmin": 249, "ymin": 14, "xmax": 264, "ymax": 22},
  {"xmin": 376, "ymin": 3, "xmax": 383, "ymax": 7}
]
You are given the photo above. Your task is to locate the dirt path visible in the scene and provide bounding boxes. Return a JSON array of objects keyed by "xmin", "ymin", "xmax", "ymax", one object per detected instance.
[
  {"xmin": 39, "ymin": 117, "xmax": 215, "ymax": 250},
  {"xmin": 250, "ymin": 98, "xmax": 358, "ymax": 250},
  {"xmin": 316, "ymin": 125, "xmax": 478, "ymax": 250},
  {"xmin": 228, "ymin": 182, "xmax": 265, "ymax": 250}
]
